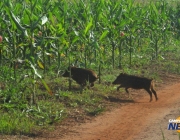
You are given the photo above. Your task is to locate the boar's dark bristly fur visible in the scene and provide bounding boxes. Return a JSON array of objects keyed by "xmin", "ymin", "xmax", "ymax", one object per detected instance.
[
  {"xmin": 112, "ymin": 73, "xmax": 158, "ymax": 102},
  {"xmin": 62, "ymin": 66, "xmax": 98, "ymax": 87}
]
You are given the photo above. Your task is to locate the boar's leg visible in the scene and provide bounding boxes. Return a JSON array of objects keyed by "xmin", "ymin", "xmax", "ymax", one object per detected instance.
[
  {"xmin": 125, "ymin": 87, "xmax": 133, "ymax": 99},
  {"xmin": 80, "ymin": 82, "xmax": 87, "ymax": 93},
  {"xmin": 144, "ymin": 88, "xmax": 153, "ymax": 102},
  {"xmin": 117, "ymin": 86, "xmax": 132, "ymax": 98},
  {"xmin": 125, "ymin": 88, "xmax": 129, "ymax": 93},
  {"xmin": 117, "ymin": 85, "xmax": 123, "ymax": 91},
  {"xmin": 77, "ymin": 81, "xmax": 86, "ymax": 92},
  {"xmin": 87, "ymin": 83, "xmax": 94, "ymax": 89},
  {"xmin": 90, "ymin": 82, "xmax": 94, "ymax": 87},
  {"xmin": 151, "ymin": 88, "xmax": 158, "ymax": 101},
  {"xmin": 150, "ymin": 80, "xmax": 158, "ymax": 101},
  {"xmin": 81, "ymin": 80, "xmax": 87, "ymax": 87}
]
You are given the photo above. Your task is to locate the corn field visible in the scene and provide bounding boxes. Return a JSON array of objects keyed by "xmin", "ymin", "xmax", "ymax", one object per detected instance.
[{"xmin": 1, "ymin": 0, "xmax": 179, "ymax": 71}]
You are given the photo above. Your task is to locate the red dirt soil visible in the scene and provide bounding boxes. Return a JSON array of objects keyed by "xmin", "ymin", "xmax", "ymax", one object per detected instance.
[
  {"xmin": 58, "ymin": 83, "xmax": 180, "ymax": 140},
  {"xmin": 2, "ymin": 75, "xmax": 180, "ymax": 140}
]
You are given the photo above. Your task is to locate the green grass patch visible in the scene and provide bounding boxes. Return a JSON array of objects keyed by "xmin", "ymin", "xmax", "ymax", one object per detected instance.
[{"xmin": 0, "ymin": 111, "xmax": 35, "ymax": 135}]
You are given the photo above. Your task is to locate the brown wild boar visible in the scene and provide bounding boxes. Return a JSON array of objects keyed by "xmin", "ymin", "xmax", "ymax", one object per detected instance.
[
  {"xmin": 112, "ymin": 73, "xmax": 158, "ymax": 102},
  {"xmin": 62, "ymin": 66, "xmax": 98, "ymax": 87}
]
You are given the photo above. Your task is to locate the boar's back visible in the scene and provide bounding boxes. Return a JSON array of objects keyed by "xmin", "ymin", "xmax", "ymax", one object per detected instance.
[
  {"xmin": 121, "ymin": 74, "xmax": 152, "ymax": 89},
  {"xmin": 71, "ymin": 67, "xmax": 98, "ymax": 83}
]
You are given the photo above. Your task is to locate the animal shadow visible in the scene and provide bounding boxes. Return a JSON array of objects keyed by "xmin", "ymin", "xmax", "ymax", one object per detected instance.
[{"xmin": 105, "ymin": 95, "xmax": 135, "ymax": 103}]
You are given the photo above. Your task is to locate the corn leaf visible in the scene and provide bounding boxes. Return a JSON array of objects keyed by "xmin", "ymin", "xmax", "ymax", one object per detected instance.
[
  {"xmin": 84, "ymin": 17, "xmax": 93, "ymax": 35},
  {"xmin": 100, "ymin": 30, "xmax": 109, "ymax": 41},
  {"xmin": 41, "ymin": 79, "xmax": 53, "ymax": 95},
  {"xmin": 37, "ymin": 60, "xmax": 44, "ymax": 69},
  {"xmin": 29, "ymin": 61, "xmax": 42, "ymax": 79}
]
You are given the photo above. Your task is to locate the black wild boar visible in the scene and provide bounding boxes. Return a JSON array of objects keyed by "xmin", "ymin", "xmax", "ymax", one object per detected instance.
[
  {"xmin": 112, "ymin": 73, "xmax": 158, "ymax": 102},
  {"xmin": 62, "ymin": 66, "xmax": 98, "ymax": 87}
]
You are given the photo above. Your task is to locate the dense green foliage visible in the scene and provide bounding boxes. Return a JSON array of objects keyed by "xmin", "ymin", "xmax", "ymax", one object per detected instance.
[
  {"xmin": 0, "ymin": 0, "xmax": 180, "ymax": 136},
  {"xmin": 1, "ymin": 0, "xmax": 180, "ymax": 70}
]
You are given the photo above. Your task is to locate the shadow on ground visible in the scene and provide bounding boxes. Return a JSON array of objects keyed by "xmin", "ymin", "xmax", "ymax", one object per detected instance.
[{"xmin": 105, "ymin": 95, "xmax": 135, "ymax": 103}]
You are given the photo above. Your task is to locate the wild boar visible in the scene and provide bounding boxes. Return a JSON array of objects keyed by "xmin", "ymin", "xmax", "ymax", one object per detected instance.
[
  {"xmin": 62, "ymin": 66, "xmax": 98, "ymax": 87},
  {"xmin": 112, "ymin": 73, "xmax": 158, "ymax": 102}
]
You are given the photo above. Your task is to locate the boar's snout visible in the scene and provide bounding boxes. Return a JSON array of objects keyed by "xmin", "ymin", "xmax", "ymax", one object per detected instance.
[{"xmin": 112, "ymin": 79, "xmax": 118, "ymax": 85}]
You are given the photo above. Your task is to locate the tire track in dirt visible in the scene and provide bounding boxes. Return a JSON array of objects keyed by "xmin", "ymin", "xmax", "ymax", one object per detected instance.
[{"xmin": 59, "ymin": 83, "xmax": 180, "ymax": 140}]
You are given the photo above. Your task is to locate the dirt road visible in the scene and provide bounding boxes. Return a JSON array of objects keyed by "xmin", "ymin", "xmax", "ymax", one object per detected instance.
[{"xmin": 58, "ymin": 83, "xmax": 180, "ymax": 140}]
